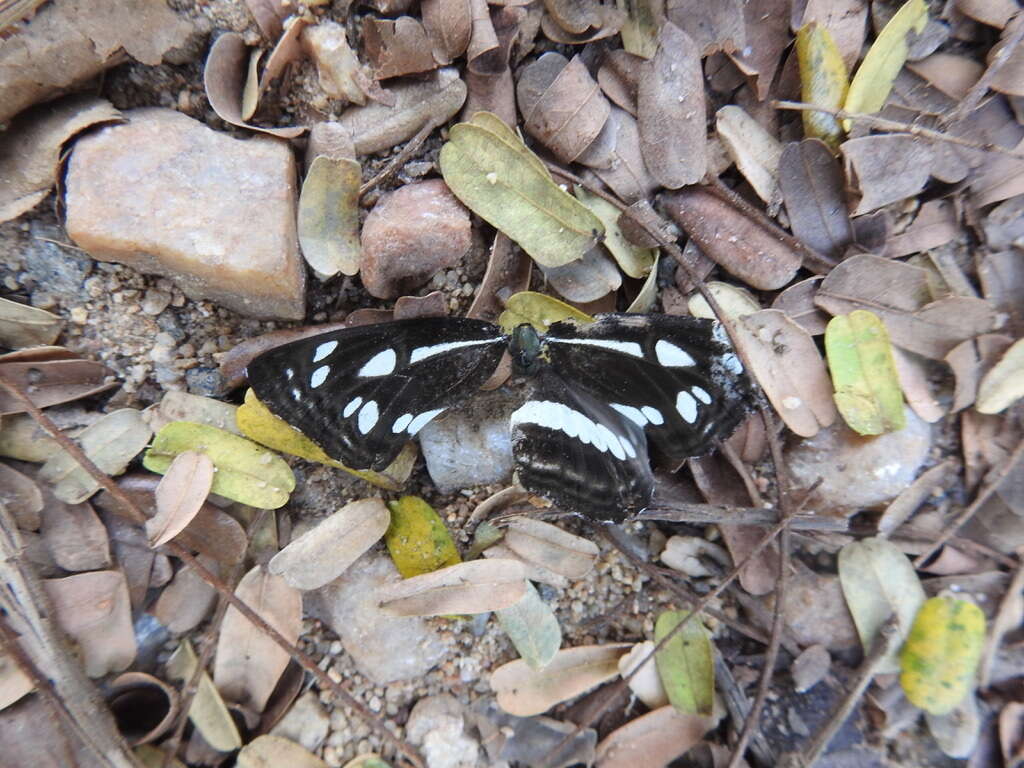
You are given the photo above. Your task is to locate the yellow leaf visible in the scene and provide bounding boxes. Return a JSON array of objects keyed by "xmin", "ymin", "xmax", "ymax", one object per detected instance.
[
  {"xmin": 497, "ymin": 291, "xmax": 594, "ymax": 334},
  {"xmin": 844, "ymin": 0, "xmax": 928, "ymax": 129},
  {"xmin": 384, "ymin": 496, "xmax": 461, "ymax": 578},
  {"xmin": 900, "ymin": 596, "xmax": 985, "ymax": 715},
  {"xmin": 796, "ymin": 23, "xmax": 849, "ymax": 148}
]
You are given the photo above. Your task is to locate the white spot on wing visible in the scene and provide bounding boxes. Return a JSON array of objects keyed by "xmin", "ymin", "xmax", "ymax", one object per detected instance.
[
  {"xmin": 358, "ymin": 348, "xmax": 397, "ymax": 377},
  {"xmin": 408, "ymin": 408, "xmax": 445, "ymax": 434},
  {"xmin": 409, "ymin": 338, "xmax": 499, "ymax": 364},
  {"xmin": 676, "ymin": 391, "xmax": 698, "ymax": 423},
  {"xmin": 313, "ymin": 340, "xmax": 338, "ymax": 362},
  {"xmin": 358, "ymin": 400, "xmax": 379, "ymax": 434},
  {"xmin": 640, "ymin": 406, "xmax": 664, "ymax": 426},
  {"xmin": 722, "ymin": 353, "xmax": 743, "ymax": 374},
  {"xmin": 548, "ymin": 338, "xmax": 643, "ymax": 358},
  {"xmin": 392, "ymin": 413, "xmax": 413, "ymax": 433},
  {"xmin": 285, "ymin": 368, "xmax": 294, "ymax": 380},
  {"xmin": 343, "ymin": 396, "xmax": 363, "ymax": 418},
  {"xmin": 655, "ymin": 339, "xmax": 696, "ymax": 367},
  {"xmin": 692, "ymin": 386, "xmax": 712, "ymax": 404},
  {"xmin": 510, "ymin": 400, "xmax": 637, "ymax": 459},
  {"xmin": 291, "ymin": 387, "xmax": 301, "ymax": 400},
  {"xmin": 610, "ymin": 403, "xmax": 646, "ymax": 427},
  {"xmin": 310, "ymin": 365, "xmax": 330, "ymax": 389}
]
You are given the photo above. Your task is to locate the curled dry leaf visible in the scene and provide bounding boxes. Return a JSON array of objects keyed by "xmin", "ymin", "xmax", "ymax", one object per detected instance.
[
  {"xmin": 0, "ymin": 357, "xmax": 113, "ymax": 416},
  {"xmin": 269, "ymin": 498, "xmax": 391, "ymax": 590},
  {"xmin": 0, "ymin": 298, "xmax": 62, "ymax": 348},
  {"xmin": 541, "ymin": 248, "xmax": 622, "ymax": 303},
  {"xmin": 892, "ymin": 347, "xmax": 944, "ymax": 424},
  {"xmin": 107, "ymin": 671, "xmax": 179, "ymax": 746},
  {"xmin": 842, "ymin": 134, "xmax": 933, "ymax": 215},
  {"xmin": 168, "ymin": 640, "xmax": 242, "ymax": 752},
  {"xmin": 715, "ymin": 105, "xmax": 782, "ymax": 209},
  {"xmin": 0, "ymin": 462, "xmax": 43, "ymax": 530},
  {"xmin": 364, "ymin": 16, "xmax": 439, "ymax": 80},
  {"xmin": 204, "ymin": 33, "xmax": 305, "ymax": 139},
  {"xmin": 664, "ymin": 188, "xmax": 801, "ymax": 290},
  {"xmin": 39, "ymin": 408, "xmax": 152, "ymax": 504},
  {"xmin": 43, "ymin": 570, "xmax": 137, "ymax": 677},
  {"xmin": 214, "ymin": 566, "xmax": 303, "ymax": 713},
  {"xmin": 638, "ymin": 22, "xmax": 706, "ymax": 189},
  {"xmin": 260, "ymin": 15, "xmax": 310, "ymax": 99},
  {"xmin": 544, "ymin": 0, "xmax": 603, "ymax": 34},
  {"xmin": 625, "ymin": 252, "xmax": 659, "ymax": 313},
  {"xmin": 503, "ymin": 517, "xmax": 599, "ymax": 579},
  {"xmin": 377, "ymin": 558, "xmax": 528, "ymax": 616},
  {"xmin": 0, "ymin": 95, "xmax": 122, "ymax": 224},
  {"xmin": 421, "ymin": 0, "xmax": 472, "ymax": 63},
  {"xmin": 244, "ymin": 0, "xmax": 288, "ymax": 39},
  {"xmin": 152, "ymin": 556, "xmax": 220, "ymax": 635},
  {"xmin": 539, "ymin": 6, "xmax": 625, "ymax": 45},
  {"xmin": 298, "ymin": 155, "xmax": 361, "ymax": 280},
  {"xmin": 147, "ymin": 451, "xmax": 215, "ymax": 548},
  {"xmin": 462, "ymin": 5, "xmax": 520, "ymax": 126},
  {"xmin": 596, "ymin": 706, "xmax": 714, "ymax": 767},
  {"xmin": 597, "ymin": 49, "xmax": 642, "ymax": 115},
  {"xmin": 518, "ymin": 53, "xmax": 611, "ymax": 165},
  {"xmin": 592, "ymin": 107, "xmax": 659, "ymax": 203},
  {"xmin": 468, "ymin": 233, "xmax": 532, "ymax": 324},
  {"xmin": 491, "ymin": 643, "xmax": 631, "ymax": 716},
  {"xmin": 777, "ymin": 140, "xmax": 853, "ymax": 260},
  {"xmin": 731, "ymin": 309, "xmax": 837, "ymax": 437},
  {"xmin": 338, "ymin": 67, "xmax": 466, "ymax": 155}
]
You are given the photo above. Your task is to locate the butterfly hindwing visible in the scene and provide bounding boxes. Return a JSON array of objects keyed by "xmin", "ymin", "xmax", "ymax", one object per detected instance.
[
  {"xmin": 542, "ymin": 313, "xmax": 752, "ymax": 460},
  {"xmin": 247, "ymin": 317, "xmax": 507, "ymax": 470},
  {"xmin": 510, "ymin": 371, "xmax": 654, "ymax": 522}
]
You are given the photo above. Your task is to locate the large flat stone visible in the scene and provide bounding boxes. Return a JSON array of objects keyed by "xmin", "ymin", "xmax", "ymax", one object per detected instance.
[{"xmin": 65, "ymin": 108, "xmax": 305, "ymax": 319}]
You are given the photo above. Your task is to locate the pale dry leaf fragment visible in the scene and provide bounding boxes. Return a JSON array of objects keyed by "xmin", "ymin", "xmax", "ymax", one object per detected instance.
[
  {"xmin": 777, "ymin": 139, "xmax": 854, "ymax": 260},
  {"xmin": 39, "ymin": 408, "xmax": 152, "ymax": 504},
  {"xmin": 595, "ymin": 705, "xmax": 714, "ymax": 767},
  {"xmin": 214, "ymin": 566, "xmax": 303, "ymax": 713},
  {"xmin": 687, "ymin": 281, "xmax": 761, "ymax": 321},
  {"xmin": 539, "ymin": 6, "xmax": 626, "ymax": 45},
  {"xmin": 364, "ymin": 16, "xmax": 439, "ymax": 80},
  {"xmin": 638, "ymin": 22, "xmax": 706, "ymax": 189},
  {"xmin": 540, "ymin": 248, "xmax": 622, "ymax": 303},
  {"xmin": 715, "ymin": 105, "xmax": 782, "ymax": 209},
  {"xmin": 877, "ymin": 459, "xmax": 958, "ymax": 536},
  {"xmin": 618, "ymin": 641, "xmax": 668, "ymax": 709},
  {"xmin": 0, "ymin": 462, "xmax": 43, "ymax": 530},
  {"xmin": 377, "ymin": 558, "xmax": 528, "ymax": 617},
  {"xmin": 244, "ymin": 0, "xmax": 288, "ymax": 39},
  {"xmin": 152, "ymin": 390, "xmax": 241, "ymax": 435},
  {"xmin": 43, "ymin": 569, "xmax": 137, "ymax": 677},
  {"xmin": 147, "ymin": 451, "xmax": 215, "ymax": 548},
  {"xmin": 0, "ymin": 357, "xmax": 114, "ymax": 416},
  {"xmin": 504, "ymin": 517, "xmax": 599, "ymax": 579},
  {"xmin": 0, "ymin": 298, "xmax": 63, "ymax": 348},
  {"xmin": 0, "ymin": 651, "xmax": 33, "ymax": 711},
  {"xmin": 152, "ymin": 557, "xmax": 219, "ymax": 635},
  {"xmin": 727, "ymin": 0, "xmax": 789, "ymax": 99},
  {"xmin": 491, "ymin": 643, "xmax": 632, "ymax": 716},
  {"xmin": 167, "ymin": 640, "xmax": 242, "ymax": 752},
  {"xmin": 421, "ymin": 0, "xmax": 472, "ymax": 63},
  {"xmin": 892, "ymin": 347, "xmax": 944, "ymax": 423},
  {"xmin": 237, "ymin": 734, "xmax": 328, "ymax": 768},
  {"xmin": 38, "ymin": 489, "xmax": 111, "ymax": 572},
  {"xmin": 665, "ymin": 0, "xmax": 745, "ymax": 56},
  {"xmin": 338, "ymin": 67, "xmax": 466, "ymax": 155},
  {"xmin": 886, "ymin": 199, "xmax": 959, "ymax": 257},
  {"xmin": 945, "ymin": 334, "xmax": 1014, "ymax": 412},
  {"xmin": 592, "ymin": 106, "xmax": 658, "ymax": 203},
  {"xmin": 0, "ymin": 95, "xmax": 122, "ymax": 224},
  {"xmin": 842, "ymin": 134, "xmax": 934, "ymax": 215},
  {"xmin": 731, "ymin": 309, "xmax": 837, "ymax": 437},
  {"xmin": 772, "ymin": 276, "xmax": 829, "ymax": 335},
  {"xmin": 925, "ymin": 693, "xmax": 981, "ymax": 758},
  {"xmin": 301, "ymin": 20, "xmax": 373, "ymax": 105},
  {"xmin": 269, "ymin": 498, "xmax": 391, "ymax": 590},
  {"xmin": 987, "ymin": 15, "xmax": 1024, "ymax": 97},
  {"xmin": 625, "ymin": 252, "xmax": 659, "ymax": 313},
  {"xmin": 204, "ymin": 33, "xmax": 305, "ymax": 138},
  {"xmin": 976, "ymin": 338, "xmax": 1024, "ymax": 414},
  {"xmin": 242, "ymin": 48, "xmax": 262, "ymax": 122},
  {"xmin": 907, "ymin": 52, "xmax": 983, "ymax": 100},
  {"xmin": 483, "ymin": 543, "xmax": 569, "ymax": 588},
  {"xmin": 298, "ymin": 155, "xmax": 361, "ymax": 280}
]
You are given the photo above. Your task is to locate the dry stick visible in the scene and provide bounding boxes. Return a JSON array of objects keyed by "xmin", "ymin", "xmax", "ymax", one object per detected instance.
[
  {"xmin": 160, "ymin": 510, "xmax": 269, "ymax": 768},
  {"xmin": 358, "ymin": 118, "xmax": 437, "ymax": 199},
  {"xmin": 945, "ymin": 17, "xmax": 1024, "ymax": 126},
  {"xmin": 0, "ymin": 373, "xmax": 425, "ymax": 768},
  {"xmin": 638, "ymin": 502, "xmax": 848, "ymax": 531},
  {"xmin": 912, "ymin": 436, "xmax": 1024, "ymax": 568},
  {"xmin": 772, "ymin": 100, "xmax": 1024, "ymax": 159}
]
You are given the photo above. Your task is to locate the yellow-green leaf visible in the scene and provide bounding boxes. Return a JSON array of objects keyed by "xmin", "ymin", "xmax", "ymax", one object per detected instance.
[
  {"xmin": 653, "ymin": 610, "xmax": 714, "ymax": 716},
  {"xmin": 496, "ymin": 581, "xmax": 562, "ymax": 670},
  {"xmin": 143, "ymin": 421, "xmax": 295, "ymax": 509},
  {"xmin": 384, "ymin": 495, "xmax": 461, "ymax": 578},
  {"xmin": 796, "ymin": 23, "xmax": 849, "ymax": 148},
  {"xmin": 573, "ymin": 186, "xmax": 655, "ymax": 279},
  {"xmin": 843, "ymin": 0, "xmax": 928, "ymax": 129},
  {"xmin": 825, "ymin": 310, "xmax": 906, "ymax": 435},
  {"xmin": 900, "ymin": 596, "xmax": 985, "ymax": 715},
  {"xmin": 439, "ymin": 113, "xmax": 603, "ymax": 268},
  {"xmin": 616, "ymin": 0, "xmax": 659, "ymax": 58},
  {"xmin": 298, "ymin": 155, "xmax": 361, "ymax": 279},
  {"xmin": 497, "ymin": 291, "xmax": 594, "ymax": 334},
  {"xmin": 236, "ymin": 389, "xmax": 415, "ymax": 491}
]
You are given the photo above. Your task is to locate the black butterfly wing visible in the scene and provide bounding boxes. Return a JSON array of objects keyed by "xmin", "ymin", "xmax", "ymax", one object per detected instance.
[
  {"xmin": 247, "ymin": 317, "xmax": 507, "ymax": 470},
  {"xmin": 542, "ymin": 313, "xmax": 752, "ymax": 460},
  {"xmin": 510, "ymin": 370, "xmax": 654, "ymax": 522}
]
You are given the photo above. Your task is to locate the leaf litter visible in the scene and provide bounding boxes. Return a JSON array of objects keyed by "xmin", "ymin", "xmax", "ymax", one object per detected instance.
[{"xmin": 2, "ymin": 0, "xmax": 1024, "ymax": 764}]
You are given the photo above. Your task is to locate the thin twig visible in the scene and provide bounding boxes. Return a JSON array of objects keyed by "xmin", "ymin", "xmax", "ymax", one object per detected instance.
[
  {"xmin": 772, "ymin": 100, "xmax": 1024, "ymax": 159},
  {"xmin": 358, "ymin": 118, "xmax": 437, "ymax": 198},
  {"xmin": 637, "ymin": 502, "xmax": 847, "ymax": 530},
  {"xmin": 0, "ymin": 372, "xmax": 425, "ymax": 768}
]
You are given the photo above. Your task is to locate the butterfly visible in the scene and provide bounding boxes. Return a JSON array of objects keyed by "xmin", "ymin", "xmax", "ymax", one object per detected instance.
[{"xmin": 246, "ymin": 313, "xmax": 753, "ymax": 522}]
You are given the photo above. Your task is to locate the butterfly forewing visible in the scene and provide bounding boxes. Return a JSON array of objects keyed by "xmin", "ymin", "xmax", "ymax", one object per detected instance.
[
  {"xmin": 542, "ymin": 314, "xmax": 752, "ymax": 460},
  {"xmin": 510, "ymin": 371, "xmax": 654, "ymax": 522},
  {"xmin": 247, "ymin": 318, "xmax": 507, "ymax": 470}
]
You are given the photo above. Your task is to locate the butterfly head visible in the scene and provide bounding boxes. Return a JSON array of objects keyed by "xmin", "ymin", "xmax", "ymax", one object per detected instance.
[{"xmin": 509, "ymin": 323, "xmax": 545, "ymax": 377}]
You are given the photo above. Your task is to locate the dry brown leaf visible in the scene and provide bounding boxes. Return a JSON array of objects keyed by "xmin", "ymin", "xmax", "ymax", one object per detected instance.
[
  {"xmin": 945, "ymin": 334, "xmax": 1014, "ymax": 413},
  {"xmin": 977, "ymin": 338, "xmax": 1024, "ymax": 414},
  {"xmin": 772, "ymin": 276, "xmax": 829, "ymax": 335},
  {"xmin": 504, "ymin": 517, "xmax": 600, "ymax": 579},
  {"xmin": 0, "ymin": 357, "xmax": 114, "ymax": 415},
  {"xmin": 0, "ymin": 95, "xmax": 122, "ymax": 223},
  {"xmin": 978, "ymin": 250, "xmax": 1024, "ymax": 337},
  {"xmin": 43, "ymin": 570, "xmax": 137, "ymax": 677},
  {"xmin": 664, "ymin": 187, "xmax": 801, "ymax": 290},
  {"xmin": 468, "ymin": 233, "xmax": 532, "ymax": 324},
  {"xmin": 38, "ymin": 486, "xmax": 111, "ymax": 572},
  {"xmin": 269, "ymin": 498, "xmax": 390, "ymax": 590},
  {"xmin": 152, "ymin": 557, "xmax": 220, "ymax": 635},
  {"xmin": 482, "ymin": 543, "xmax": 570, "ymax": 588},
  {"xmin": 591, "ymin": 107, "xmax": 658, "ymax": 203},
  {"xmin": 0, "ymin": 462, "xmax": 42, "ymax": 531},
  {"xmin": 259, "ymin": 15, "xmax": 310, "ymax": 96},
  {"xmin": 0, "ymin": 651, "xmax": 33, "ymax": 711},
  {"xmin": 597, "ymin": 49, "xmax": 642, "ymax": 115},
  {"xmin": 731, "ymin": 309, "xmax": 837, "ymax": 437},
  {"xmin": 892, "ymin": 347, "xmax": 944, "ymax": 424},
  {"xmin": 243, "ymin": 0, "xmax": 288, "ymax": 39},
  {"xmin": 715, "ymin": 105, "xmax": 782, "ymax": 208},
  {"xmin": 665, "ymin": 0, "xmax": 744, "ymax": 55},
  {"xmin": 541, "ymin": 248, "xmax": 622, "ymax": 303},
  {"xmin": 988, "ymin": 15, "xmax": 1024, "ymax": 97},
  {"xmin": 777, "ymin": 139, "xmax": 854, "ymax": 260},
  {"xmin": 906, "ymin": 52, "xmax": 983, "ymax": 100},
  {"xmin": 214, "ymin": 566, "xmax": 303, "ymax": 713},
  {"xmin": 237, "ymin": 735, "xmax": 328, "ymax": 768},
  {"xmin": 842, "ymin": 134, "xmax": 934, "ymax": 215},
  {"xmin": 540, "ymin": 6, "xmax": 625, "ymax": 44},
  {"xmin": 377, "ymin": 559, "xmax": 528, "ymax": 616},
  {"xmin": 596, "ymin": 706, "xmax": 714, "ymax": 767},
  {"xmin": 364, "ymin": 16, "xmax": 439, "ymax": 80},
  {"xmin": 147, "ymin": 451, "xmax": 215, "ymax": 548},
  {"xmin": 150, "ymin": 390, "xmax": 241, "ymax": 436},
  {"xmin": 204, "ymin": 33, "xmax": 305, "ymax": 139},
  {"xmin": 795, "ymin": 0, "xmax": 868, "ymax": 71},
  {"xmin": 0, "ymin": 298, "xmax": 63, "ymax": 348},
  {"xmin": 638, "ymin": 22, "xmax": 706, "ymax": 189},
  {"xmin": 543, "ymin": 0, "xmax": 603, "ymax": 34},
  {"xmin": 726, "ymin": 0, "xmax": 789, "ymax": 100},
  {"xmin": 887, "ymin": 200, "xmax": 959, "ymax": 258},
  {"xmin": 518, "ymin": 53, "xmax": 611, "ymax": 165},
  {"xmin": 422, "ymin": 0, "xmax": 472, "ymax": 63},
  {"xmin": 877, "ymin": 459, "xmax": 958, "ymax": 537},
  {"xmin": 953, "ymin": 0, "xmax": 1018, "ymax": 28},
  {"xmin": 490, "ymin": 643, "xmax": 631, "ymax": 716}
]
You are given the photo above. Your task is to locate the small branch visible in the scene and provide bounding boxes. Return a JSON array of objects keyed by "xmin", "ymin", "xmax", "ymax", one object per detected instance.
[
  {"xmin": 359, "ymin": 118, "xmax": 437, "ymax": 199},
  {"xmin": 637, "ymin": 502, "xmax": 848, "ymax": 531}
]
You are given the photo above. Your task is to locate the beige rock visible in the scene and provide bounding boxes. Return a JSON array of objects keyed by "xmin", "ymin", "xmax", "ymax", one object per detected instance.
[
  {"xmin": 360, "ymin": 179, "xmax": 472, "ymax": 298},
  {"xmin": 65, "ymin": 108, "xmax": 305, "ymax": 320}
]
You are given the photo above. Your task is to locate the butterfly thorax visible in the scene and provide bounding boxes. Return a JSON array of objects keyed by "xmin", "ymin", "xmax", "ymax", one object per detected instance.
[{"xmin": 509, "ymin": 323, "xmax": 544, "ymax": 376}]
